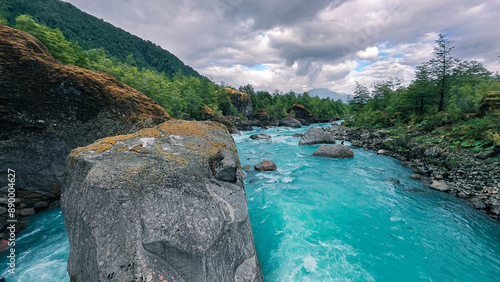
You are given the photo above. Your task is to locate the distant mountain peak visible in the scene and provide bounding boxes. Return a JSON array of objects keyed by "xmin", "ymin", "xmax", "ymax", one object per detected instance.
[{"xmin": 306, "ymin": 88, "xmax": 353, "ymax": 103}]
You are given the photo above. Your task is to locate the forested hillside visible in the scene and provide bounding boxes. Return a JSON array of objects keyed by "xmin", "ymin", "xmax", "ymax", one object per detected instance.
[{"xmin": 3, "ymin": 0, "xmax": 200, "ymax": 77}]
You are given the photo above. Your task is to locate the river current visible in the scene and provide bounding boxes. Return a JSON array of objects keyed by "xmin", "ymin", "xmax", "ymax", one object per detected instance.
[{"xmin": 2, "ymin": 123, "xmax": 500, "ymax": 281}]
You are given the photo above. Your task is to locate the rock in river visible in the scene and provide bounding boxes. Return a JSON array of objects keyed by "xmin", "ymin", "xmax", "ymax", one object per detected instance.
[
  {"xmin": 312, "ymin": 144, "xmax": 354, "ymax": 158},
  {"xmin": 249, "ymin": 134, "xmax": 272, "ymax": 141},
  {"xmin": 62, "ymin": 120, "xmax": 262, "ymax": 282},
  {"xmin": 299, "ymin": 127, "xmax": 336, "ymax": 146},
  {"xmin": 278, "ymin": 117, "xmax": 302, "ymax": 128},
  {"xmin": 254, "ymin": 160, "xmax": 277, "ymax": 171}
]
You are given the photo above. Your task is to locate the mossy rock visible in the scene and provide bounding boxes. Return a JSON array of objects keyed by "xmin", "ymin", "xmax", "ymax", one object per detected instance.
[{"xmin": 479, "ymin": 91, "xmax": 500, "ymax": 116}]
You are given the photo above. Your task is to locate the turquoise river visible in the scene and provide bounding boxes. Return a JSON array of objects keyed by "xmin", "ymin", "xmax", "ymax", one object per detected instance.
[{"xmin": 2, "ymin": 123, "xmax": 500, "ymax": 281}]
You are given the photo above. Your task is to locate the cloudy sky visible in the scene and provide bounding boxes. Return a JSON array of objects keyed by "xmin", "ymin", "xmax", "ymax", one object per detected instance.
[{"xmin": 64, "ymin": 0, "xmax": 500, "ymax": 94}]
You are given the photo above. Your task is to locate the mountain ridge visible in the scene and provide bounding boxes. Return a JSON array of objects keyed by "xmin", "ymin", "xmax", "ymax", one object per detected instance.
[
  {"xmin": 306, "ymin": 88, "xmax": 353, "ymax": 103},
  {"xmin": 5, "ymin": 0, "xmax": 200, "ymax": 77}
]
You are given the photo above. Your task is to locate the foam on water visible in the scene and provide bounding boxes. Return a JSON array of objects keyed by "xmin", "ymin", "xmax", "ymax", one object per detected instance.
[
  {"xmin": 1, "ymin": 123, "xmax": 500, "ymax": 281},
  {"xmin": 0, "ymin": 208, "xmax": 70, "ymax": 281}
]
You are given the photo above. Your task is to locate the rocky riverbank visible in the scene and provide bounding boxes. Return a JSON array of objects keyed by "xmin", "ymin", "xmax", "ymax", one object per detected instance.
[{"xmin": 324, "ymin": 124, "xmax": 500, "ymax": 220}]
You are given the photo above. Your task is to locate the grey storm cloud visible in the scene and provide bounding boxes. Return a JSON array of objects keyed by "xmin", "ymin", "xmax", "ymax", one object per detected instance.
[{"xmin": 64, "ymin": 0, "xmax": 500, "ymax": 93}]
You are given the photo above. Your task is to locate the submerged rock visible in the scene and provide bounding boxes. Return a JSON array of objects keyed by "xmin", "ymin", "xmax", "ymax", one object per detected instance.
[
  {"xmin": 386, "ymin": 178, "xmax": 400, "ymax": 184},
  {"xmin": 299, "ymin": 127, "xmax": 336, "ymax": 146},
  {"xmin": 249, "ymin": 134, "xmax": 272, "ymax": 141},
  {"xmin": 254, "ymin": 160, "xmax": 277, "ymax": 171},
  {"xmin": 312, "ymin": 144, "xmax": 354, "ymax": 158},
  {"xmin": 278, "ymin": 117, "xmax": 302, "ymax": 128},
  {"xmin": 62, "ymin": 120, "xmax": 262, "ymax": 282}
]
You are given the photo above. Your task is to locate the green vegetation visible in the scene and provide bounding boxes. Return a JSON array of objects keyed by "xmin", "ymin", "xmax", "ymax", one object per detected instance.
[
  {"xmin": 10, "ymin": 15, "xmax": 347, "ymax": 121},
  {"xmin": 5, "ymin": 0, "xmax": 199, "ymax": 77},
  {"xmin": 346, "ymin": 34, "xmax": 500, "ymax": 152},
  {"xmin": 239, "ymin": 85, "xmax": 347, "ymax": 120}
]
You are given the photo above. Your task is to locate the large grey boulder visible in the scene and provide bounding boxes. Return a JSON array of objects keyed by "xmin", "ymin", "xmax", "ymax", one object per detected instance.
[
  {"xmin": 299, "ymin": 127, "xmax": 336, "ymax": 146},
  {"xmin": 312, "ymin": 144, "xmax": 354, "ymax": 158},
  {"xmin": 278, "ymin": 117, "xmax": 302, "ymax": 128},
  {"xmin": 62, "ymin": 120, "xmax": 262, "ymax": 282}
]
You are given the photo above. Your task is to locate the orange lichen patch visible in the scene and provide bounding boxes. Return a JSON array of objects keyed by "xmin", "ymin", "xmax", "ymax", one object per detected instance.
[
  {"xmin": 116, "ymin": 146, "xmax": 129, "ymax": 152},
  {"xmin": 70, "ymin": 143, "xmax": 112, "ymax": 158},
  {"xmin": 139, "ymin": 127, "xmax": 163, "ymax": 138},
  {"xmin": 100, "ymin": 133, "xmax": 139, "ymax": 145},
  {"xmin": 225, "ymin": 87, "xmax": 251, "ymax": 101},
  {"xmin": 161, "ymin": 151, "xmax": 188, "ymax": 165},
  {"xmin": 157, "ymin": 120, "xmax": 221, "ymax": 137}
]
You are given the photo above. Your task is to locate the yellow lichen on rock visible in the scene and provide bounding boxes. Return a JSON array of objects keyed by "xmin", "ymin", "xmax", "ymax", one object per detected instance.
[
  {"xmin": 70, "ymin": 142, "xmax": 112, "ymax": 157},
  {"xmin": 158, "ymin": 120, "xmax": 220, "ymax": 137},
  {"xmin": 139, "ymin": 128, "xmax": 163, "ymax": 138},
  {"xmin": 225, "ymin": 87, "xmax": 251, "ymax": 101},
  {"xmin": 100, "ymin": 134, "xmax": 139, "ymax": 145}
]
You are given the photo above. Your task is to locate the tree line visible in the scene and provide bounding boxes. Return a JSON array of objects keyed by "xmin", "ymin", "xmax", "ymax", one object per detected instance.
[
  {"xmin": 346, "ymin": 34, "xmax": 500, "ymax": 149},
  {"xmin": 6, "ymin": 14, "xmax": 347, "ymax": 121}
]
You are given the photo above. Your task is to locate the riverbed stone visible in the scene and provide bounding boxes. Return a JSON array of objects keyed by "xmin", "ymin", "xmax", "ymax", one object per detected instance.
[
  {"xmin": 250, "ymin": 134, "xmax": 272, "ymax": 141},
  {"xmin": 254, "ymin": 160, "xmax": 277, "ymax": 171},
  {"xmin": 299, "ymin": 127, "xmax": 336, "ymax": 146},
  {"xmin": 430, "ymin": 181, "xmax": 450, "ymax": 192},
  {"xmin": 312, "ymin": 144, "xmax": 354, "ymax": 158},
  {"xmin": 278, "ymin": 117, "xmax": 302, "ymax": 128}
]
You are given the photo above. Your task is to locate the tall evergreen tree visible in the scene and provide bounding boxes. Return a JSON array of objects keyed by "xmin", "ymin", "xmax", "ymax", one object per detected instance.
[{"xmin": 428, "ymin": 34, "xmax": 459, "ymax": 111}]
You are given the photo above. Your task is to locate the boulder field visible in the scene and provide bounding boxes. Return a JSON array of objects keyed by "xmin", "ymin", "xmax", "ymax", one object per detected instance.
[{"xmin": 62, "ymin": 120, "xmax": 263, "ymax": 281}]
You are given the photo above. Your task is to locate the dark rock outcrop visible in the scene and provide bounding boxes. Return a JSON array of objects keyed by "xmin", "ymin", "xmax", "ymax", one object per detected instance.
[
  {"xmin": 211, "ymin": 115, "xmax": 241, "ymax": 134},
  {"xmin": 478, "ymin": 91, "xmax": 500, "ymax": 117},
  {"xmin": 287, "ymin": 104, "xmax": 317, "ymax": 124},
  {"xmin": 225, "ymin": 88, "xmax": 254, "ymax": 118},
  {"xmin": 250, "ymin": 109, "xmax": 279, "ymax": 127},
  {"xmin": 299, "ymin": 127, "xmax": 337, "ymax": 146},
  {"xmin": 62, "ymin": 120, "xmax": 262, "ymax": 282},
  {"xmin": 0, "ymin": 24, "xmax": 171, "ymax": 230},
  {"xmin": 278, "ymin": 117, "xmax": 302, "ymax": 128},
  {"xmin": 254, "ymin": 160, "xmax": 277, "ymax": 171},
  {"xmin": 312, "ymin": 144, "xmax": 354, "ymax": 158},
  {"xmin": 249, "ymin": 134, "xmax": 272, "ymax": 141},
  {"xmin": 227, "ymin": 116, "xmax": 253, "ymax": 131}
]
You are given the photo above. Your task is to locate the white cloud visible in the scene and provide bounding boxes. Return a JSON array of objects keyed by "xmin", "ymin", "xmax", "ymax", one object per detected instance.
[
  {"xmin": 357, "ymin": 47, "xmax": 379, "ymax": 60},
  {"xmin": 64, "ymin": 0, "xmax": 500, "ymax": 94}
]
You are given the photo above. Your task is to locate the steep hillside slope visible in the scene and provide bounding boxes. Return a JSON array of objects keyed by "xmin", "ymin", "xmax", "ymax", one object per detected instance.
[{"xmin": 5, "ymin": 0, "xmax": 200, "ymax": 77}]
